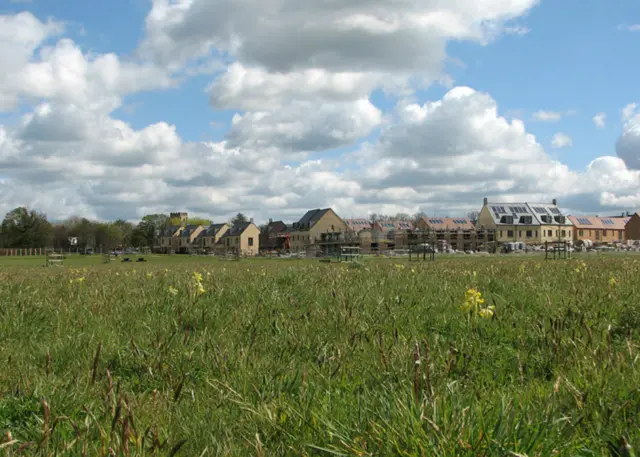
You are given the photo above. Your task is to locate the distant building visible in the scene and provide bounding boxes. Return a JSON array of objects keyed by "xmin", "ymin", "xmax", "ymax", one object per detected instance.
[
  {"xmin": 289, "ymin": 208, "xmax": 347, "ymax": 252},
  {"xmin": 568, "ymin": 216, "xmax": 629, "ymax": 244},
  {"xmin": 476, "ymin": 198, "xmax": 573, "ymax": 245},
  {"xmin": 170, "ymin": 212, "xmax": 189, "ymax": 225},
  {"xmin": 625, "ymin": 212, "xmax": 640, "ymax": 241},
  {"xmin": 217, "ymin": 222, "xmax": 261, "ymax": 256}
]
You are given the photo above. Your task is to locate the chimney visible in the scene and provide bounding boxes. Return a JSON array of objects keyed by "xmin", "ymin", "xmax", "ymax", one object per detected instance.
[
  {"xmin": 552, "ymin": 198, "xmax": 557, "ymax": 206},
  {"xmin": 483, "ymin": 197, "xmax": 488, "ymax": 206},
  {"xmin": 250, "ymin": 218, "xmax": 254, "ymax": 224},
  {"xmin": 269, "ymin": 218, "xmax": 272, "ymax": 224}
]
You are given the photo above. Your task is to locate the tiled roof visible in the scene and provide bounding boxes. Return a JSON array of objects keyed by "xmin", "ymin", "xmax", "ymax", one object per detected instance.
[
  {"xmin": 197, "ymin": 223, "xmax": 228, "ymax": 238},
  {"xmin": 422, "ymin": 217, "xmax": 474, "ymax": 231},
  {"xmin": 345, "ymin": 219, "xmax": 372, "ymax": 231},
  {"xmin": 375, "ymin": 220, "xmax": 414, "ymax": 232},
  {"xmin": 569, "ymin": 216, "xmax": 628, "ymax": 230},
  {"xmin": 163, "ymin": 225, "xmax": 182, "ymax": 237}
]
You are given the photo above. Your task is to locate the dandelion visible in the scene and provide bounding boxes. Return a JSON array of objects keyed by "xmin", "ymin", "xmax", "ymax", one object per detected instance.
[{"xmin": 168, "ymin": 286, "xmax": 178, "ymax": 296}]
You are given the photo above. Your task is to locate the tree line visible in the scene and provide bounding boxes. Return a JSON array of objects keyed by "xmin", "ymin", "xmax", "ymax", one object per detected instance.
[{"xmin": 0, "ymin": 208, "xmax": 251, "ymax": 250}]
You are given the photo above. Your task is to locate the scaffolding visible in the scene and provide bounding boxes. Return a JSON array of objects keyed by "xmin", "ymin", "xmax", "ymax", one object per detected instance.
[
  {"xmin": 45, "ymin": 250, "xmax": 64, "ymax": 267},
  {"xmin": 545, "ymin": 240, "xmax": 572, "ymax": 260},
  {"xmin": 338, "ymin": 246, "xmax": 361, "ymax": 263}
]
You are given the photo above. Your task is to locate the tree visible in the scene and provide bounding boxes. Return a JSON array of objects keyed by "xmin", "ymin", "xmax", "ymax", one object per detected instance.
[
  {"xmin": 413, "ymin": 211, "xmax": 427, "ymax": 225},
  {"xmin": 1, "ymin": 207, "xmax": 52, "ymax": 248},
  {"xmin": 231, "ymin": 213, "xmax": 248, "ymax": 225},
  {"xmin": 136, "ymin": 214, "xmax": 169, "ymax": 248},
  {"xmin": 467, "ymin": 211, "xmax": 480, "ymax": 225},
  {"xmin": 187, "ymin": 218, "xmax": 211, "ymax": 226}
]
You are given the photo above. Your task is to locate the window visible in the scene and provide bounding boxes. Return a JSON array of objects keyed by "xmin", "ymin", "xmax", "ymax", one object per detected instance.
[
  {"xmin": 248, "ymin": 237, "xmax": 254, "ymax": 246},
  {"xmin": 603, "ymin": 230, "xmax": 607, "ymax": 236},
  {"xmin": 579, "ymin": 230, "xmax": 583, "ymax": 237},
  {"xmin": 500, "ymin": 230, "xmax": 503, "ymax": 238},
  {"xmin": 535, "ymin": 230, "xmax": 538, "ymax": 237},
  {"xmin": 561, "ymin": 230, "xmax": 566, "ymax": 238},
  {"xmin": 519, "ymin": 231, "xmax": 522, "ymax": 237},
  {"xmin": 507, "ymin": 230, "xmax": 514, "ymax": 237},
  {"xmin": 619, "ymin": 231, "xmax": 623, "ymax": 240},
  {"xmin": 547, "ymin": 230, "xmax": 552, "ymax": 237},
  {"xmin": 526, "ymin": 230, "xmax": 533, "ymax": 238}
]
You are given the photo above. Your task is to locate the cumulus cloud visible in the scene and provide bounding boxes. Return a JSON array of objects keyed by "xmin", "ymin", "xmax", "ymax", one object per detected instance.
[
  {"xmin": 139, "ymin": 0, "xmax": 539, "ymax": 76},
  {"xmin": 2, "ymin": 5, "xmax": 640, "ymax": 223},
  {"xmin": 0, "ymin": 12, "xmax": 172, "ymax": 114},
  {"xmin": 593, "ymin": 112, "xmax": 606, "ymax": 128},
  {"xmin": 616, "ymin": 112, "xmax": 640, "ymax": 170},
  {"xmin": 551, "ymin": 132, "xmax": 573, "ymax": 148}
]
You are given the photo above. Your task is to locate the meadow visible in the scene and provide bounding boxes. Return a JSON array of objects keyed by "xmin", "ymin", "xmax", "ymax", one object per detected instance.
[{"xmin": 0, "ymin": 254, "xmax": 638, "ymax": 456}]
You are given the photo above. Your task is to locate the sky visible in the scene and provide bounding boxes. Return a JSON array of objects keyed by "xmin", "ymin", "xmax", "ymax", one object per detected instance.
[{"xmin": 0, "ymin": 0, "xmax": 639, "ymax": 224}]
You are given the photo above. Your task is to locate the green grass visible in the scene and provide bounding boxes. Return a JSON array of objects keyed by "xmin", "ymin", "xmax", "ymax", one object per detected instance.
[{"xmin": 0, "ymin": 255, "xmax": 638, "ymax": 456}]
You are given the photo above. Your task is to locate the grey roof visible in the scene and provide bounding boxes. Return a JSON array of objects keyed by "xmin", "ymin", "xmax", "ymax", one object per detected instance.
[
  {"xmin": 180, "ymin": 224, "xmax": 201, "ymax": 237},
  {"xmin": 221, "ymin": 222, "xmax": 254, "ymax": 238},
  {"xmin": 297, "ymin": 208, "xmax": 330, "ymax": 229},
  {"xmin": 163, "ymin": 225, "xmax": 182, "ymax": 237},
  {"xmin": 197, "ymin": 223, "xmax": 228, "ymax": 238},
  {"xmin": 484, "ymin": 202, "xmax": 572, "ymax": 226}
]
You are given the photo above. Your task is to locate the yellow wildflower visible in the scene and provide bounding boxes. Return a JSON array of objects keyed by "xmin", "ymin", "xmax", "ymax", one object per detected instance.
[
  {"xmin": 479, "ymin": 306, "xmax": 495, "ymax": 319},
  {"xmin": 168, "ymin": 286, "xmax": 178, "ymax": 296},
  {"xmin": 609, "ymin": 276, "xmax": 617, "ymax": 287},
  {"xmin": 146, "ymin": 273, "xmax": 153, "ymax": 279},
  {"xmin": 193, "ymin": 272, "xmax": 203, "ymax": 282}
]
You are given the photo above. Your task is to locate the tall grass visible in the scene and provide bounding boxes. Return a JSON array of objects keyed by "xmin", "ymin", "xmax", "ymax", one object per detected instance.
[{"xmin": 0, "ymin": 257, "xmax": 638, "ymax": 456}]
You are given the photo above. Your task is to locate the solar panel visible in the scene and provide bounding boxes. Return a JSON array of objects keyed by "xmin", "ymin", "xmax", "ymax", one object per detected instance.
[
  {"xmin": 549, "ymin": 208, "xmax": 561, "ymax": 215},
  {"xmin": 577, "ymin": 218, "xmax": 591, "ymax": 225}
]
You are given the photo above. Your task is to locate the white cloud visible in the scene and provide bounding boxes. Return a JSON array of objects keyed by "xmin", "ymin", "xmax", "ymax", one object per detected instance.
[
  {"xmin": 627, "ymin": 24, "xmax": 640, "ymax": 32},
  {"xmin": 532, "ymin": 109, "xmax": 576, "ymax": 122},
  {"xmin": 2, "ymin": 6, "xmax": 640, "ymax": 223},
  {"xmin": 616, "ymin": 111, "xmax": 640, "ymax": 170},
  {"xmin": 622, "ymin": 103, "xmax": 637, "ymax": 122},
  {"xmin": 551, "ymin": 132, "xmax": 573, "ymax": 148},
  {"xmin": 0, "ymin": 12, "xmax": 172, "ymax": 115},
  {"xmin": 139, "ymin": 0, "xmax": 539, "ymax": 77},
  {"xmin": 593, "ymin": 112, "xmax": 606, "ymax": 128}
]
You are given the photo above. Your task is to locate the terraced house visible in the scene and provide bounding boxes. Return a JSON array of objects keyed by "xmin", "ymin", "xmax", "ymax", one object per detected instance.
[
  {"xmin": 568, "ymin": 215, "xmax": 630, "ymax": 244},
  {"xmin": 477, "ymin": 198, "xmax": 573, "ymax": 245},
  {"xmin": 371, "ymin": 220, "xmax": 414, "ymax": 251},
  {"xmin": 196, "ymin": 223, "xmax": 230, "ymax": 252}
]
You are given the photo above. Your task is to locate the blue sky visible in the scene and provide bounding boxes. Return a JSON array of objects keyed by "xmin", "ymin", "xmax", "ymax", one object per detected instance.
[{"xmin": 0, "ymin": 0, "xmax": 639, "ymax": 222}]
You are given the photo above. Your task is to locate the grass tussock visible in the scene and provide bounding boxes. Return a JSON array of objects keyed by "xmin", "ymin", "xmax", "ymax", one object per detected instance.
[{"xmin": 0, "ymin": 256, "xmax": 639, "ymax": 456}]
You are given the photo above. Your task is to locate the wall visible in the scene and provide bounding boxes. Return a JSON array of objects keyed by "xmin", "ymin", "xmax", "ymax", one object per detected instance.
[
  {"xmin": 240, "ymin": 224, "xmax": 261, "ymax": 255},
  {"xmin": 626, "ymin": 214, "xmax": 640, "ymax": 241}
]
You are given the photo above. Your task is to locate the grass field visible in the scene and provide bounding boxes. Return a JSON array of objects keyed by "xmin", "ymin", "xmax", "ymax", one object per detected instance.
[{"xmin": 0, "ymin": 255, "xmax": 638, "ymax": 456}]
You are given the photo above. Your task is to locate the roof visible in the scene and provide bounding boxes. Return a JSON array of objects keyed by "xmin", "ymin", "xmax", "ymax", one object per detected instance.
[
  {"xmin": 422, "ymin": 217, "xmax": 474, "ymax": 231},
  {"xmin": 261, "ymin": 220, "xmax": 287, "ymax": 234},
  {"xmin": 180, "ymin": 225, "xmax": 202, "ymax": 237},
  {"xmin": 163, "ymin": 225, "xmax": 182, "ymax": 237},
  {"xmin": 196, "ymin": 223, "xmax": 228, "ymax": 238},
  {"xmin": 568, "ymin": 216, "xmax": 629, "ymax": 230},
  {"xmin": 296, "ymin": 208, "xmax": 331, "ymax": 229},
  {"xmin": 484, "ymin": 202, "xmax": 572, "ymax": 226},
  {"xmin": 221, "ymin": 222, "xmax": 256, "ymax": 238},
  {"xmin": 374, "ymin": 220, "xmax": 414, "ymax": 232},
  {"xmin": 345, "ymin": 218, "xmax": 372, "ymax": 232}
]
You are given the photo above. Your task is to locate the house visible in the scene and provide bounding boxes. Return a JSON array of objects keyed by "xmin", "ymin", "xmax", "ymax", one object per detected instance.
[
  {"xmin": 217, "ymin": 222, "xmax": 260, "ymax": 256},
  {"xmin": 371, "ymin": 220, "xmax": 414, "ymax": 251},
  {"xmin": 626, "ymin": 212, "xmax": 640, "ymax": 241},
  {"xmin": 476, "ymin": 198, "xmax": 573, "ymax": 245},
  {"xmin": 345, "ymin": 219, "xmax": 373, "ymax": 248},
  {"xmin": 259, "ymin": 220, "xmax": 289, "ymax": 252},
  {"xmin": 568, "ymin": 216, "xmax": 628, "ymax": 244},
  {"xmin": 159, "ymin": 225, "xmax": 183, "ymax": 252},
  {"xmin": 289, "ymin": 208, "xmax": 348, "ymax": 252},
  {"xmin": 416, "ymin": 217, "xmax": 476, "ymax": 251},
  {"xmin": 417, "ymin": 217, "xmax": 475, "ymax": 232},
  {"xmin": 196, "ymin": 223, "xmax": 230, "ymax": 251},
  {"xmin": 177, "ymin": 225, "xmax": 206, "ymax": 253}
]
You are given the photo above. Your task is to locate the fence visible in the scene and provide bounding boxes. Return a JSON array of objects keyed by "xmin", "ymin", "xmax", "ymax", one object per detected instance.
[{"xmin": 0, "ymin": 248, "xmax": 46, "ymax": 256}]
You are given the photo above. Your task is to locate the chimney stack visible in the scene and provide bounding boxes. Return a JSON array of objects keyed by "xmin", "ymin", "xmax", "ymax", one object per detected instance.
[
  {"xmin": 552, "ymin": 198, "xmax": 558, "ymax": 206},
  {"xmin": 250, "ymin": 217, "xmax": 254, "ymax": 224},
  {"xmin": 483, "ymin": 197, "xmax": 488, "ymax": 206}
]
